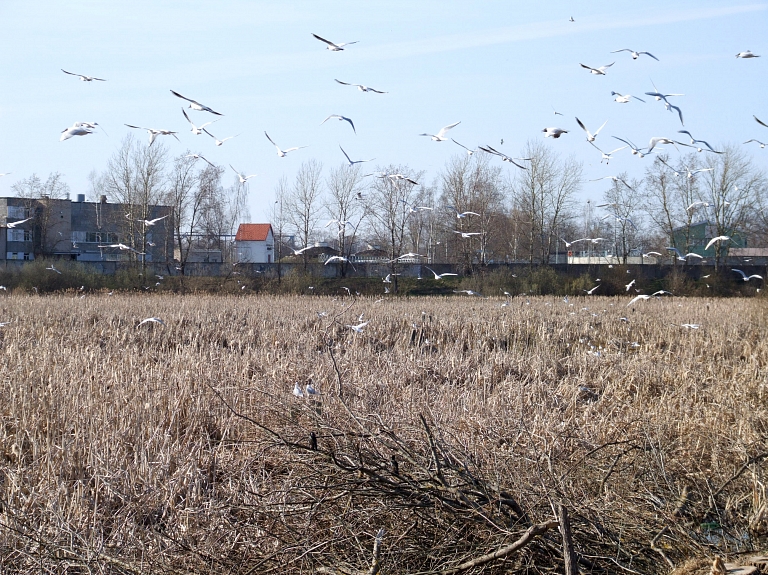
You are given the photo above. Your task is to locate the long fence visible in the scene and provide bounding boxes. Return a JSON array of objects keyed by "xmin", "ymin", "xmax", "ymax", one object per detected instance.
[{"xmin": 4, "ymin": 259, "xmax": 765, "ymax": 282}]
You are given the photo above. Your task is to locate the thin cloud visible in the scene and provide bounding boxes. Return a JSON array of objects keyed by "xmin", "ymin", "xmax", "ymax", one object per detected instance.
[{"xmin": 353, "ymin": 4, "xmax": 768, "ymax": 62}]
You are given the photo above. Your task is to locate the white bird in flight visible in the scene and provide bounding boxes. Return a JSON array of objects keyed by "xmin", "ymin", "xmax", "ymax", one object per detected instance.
[
  {"xmin": 647, "ymin": 137, "xmax": 679, "ymax": 153},
  {"xmin": 589, "ymin": 141, "xmax": 626, "ymax": 163},
  {"xmin": 61, "ymin": 69, "xmax": 105, "ymax": 81},
  {"xmin": 5, "ymin": 217, "xmax": 32, "ymax": 228},
  {"xmin": 743, "ymin": 139, "xmax": 766, "ymax": 148},
  {"xmin": 611, "ymin": 91, "xmax": 645, "ymax": 104},
  {"xmin": 98, "ymin": 243, "xmax": 145, "ymax": 254},
  {"xmin": 170, "ymin": 90, "xmax": 223, "ymax": 115},
  {"xmin": 542, "ymin": 127, "xmax": 568, "ymax": 138},
  {"xmin": 46, "ymin": 265, "xmax": 62, "ymax": 274},
  {"xmin": 321, "ymin": 114, "xmax": 356, "ymax": 133},
  {"xmin": 334, "ymin": 79, "xmax": 387, "ymax": 93},
  {"xmin": 339, "ymin": 145, "xmax": 374, "ymax": 166},
  {"xmin": 424, "ymin": 266, "xmax": 458, "ymax": 280},
  {"xmin": 137, "ymin": 317, "xmax": 165, "ymax": 327},
  {"xmin": 755, "ymin": 116, "xmax": 768, "ymax": 128},
  {"xmin": 705, "ymin": 236, "xmax": 730, "ymax": 251},
  {"xmin": 686, "ymin": 167, "xmax": 714, "ymax": 179},
  {"xmin": 449, "ymin": 207, "xmax": 479, "ymax": 218},
  {"xmin": 60, "ymin": 124, "xmax": 95, "ymax": 141},
  {"xmin": 732, "ymin": 269, "xmax": 763, "ymax": 281},
  {"xmin": 575, "ymin": 118, "xmax": 607, "ymax": 142},
  {"xmin": 202, "ymin": 128, "xmax": 237, "ymax": 146},
  {"xmin": 610, "ymin": 49, "xmax": 659, "ymax": 61},
  {"xmin": 736, "ymin": 50, "xmax": 760, "ymax": 58},
  {"xmin": 580, "ymin": 62, "xmax": 614, "ymax": 75},
  {"xmin": 612, "ymin": 136, "xmax": 648, "ymax": 158},
  {"xmin": 312, "ymin": 33, "xmax": 358, "ymax": 51},
  {"xmin": 346, "ymin": 321, "xmax": 369, "ymax": 333},
  {"xmin": 453, "ymin": 230, "xmax": 483, "ymax": 238},
  {"xmin": 419, "ymin": 121, "xmax": 461, "ymax": 141},
  {"xmin": 181, "ymin": 108, "xmax": 217, "ymax": 135},
  {"xmin": 265, "ymin": 132, "xmax": 307, "ymax": 157},
  {"xmin": 230, "ymin": 165, "xmax": 257, "ymax": 183},
  {"xmin": 125, "ymin": 124, "xmax": 180, "ymax": 146},
  {"xmin": 185, "ymin": 153, "xmax": 216, "ymax": 168},
  {"xmin": 324, "ymin": 255, "xmax": 350, "ymax": 265},
  {"xmin": 136, "ymin": 215, "xmax": 169, "ymax": 226},
  {"xmin": 627, "ymin": 294, "xmax": 652, "ymax": 306},
  {"xmin": 451, "ymin": 139, "xmax": 476, "ymax": 155}
]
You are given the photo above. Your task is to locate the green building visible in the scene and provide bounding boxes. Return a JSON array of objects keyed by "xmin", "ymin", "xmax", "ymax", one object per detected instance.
[{"xmin": 670, "ymin": 220, "xmax": 747, "ymax": 257}]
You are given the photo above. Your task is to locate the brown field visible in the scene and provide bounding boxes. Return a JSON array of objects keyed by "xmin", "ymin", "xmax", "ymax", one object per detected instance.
[{"xmin": 0, "ymin": 292, "xmax": 767, "ymax": 574}]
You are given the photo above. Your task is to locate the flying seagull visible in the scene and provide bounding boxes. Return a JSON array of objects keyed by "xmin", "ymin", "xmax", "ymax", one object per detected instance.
[
  {"xmin": 339, "ymin": 145, "xmax": 374, "ymax": 166},
  {"xmin": 448, "ymin": 207, "xmax": 479, "ymax": 218},
  {"xmin": 451, "ymin": 139, "xmax": 476, "ymax": 155},
  {"xmin": 580, "ymin": 62, "xmax": 614, "ymax": 75},
  {"xmin": 136, "ymin": 215, "xmax": 169, "ymax": 226},
  {"xmin": 424, "ymin": 266, "xmax": 458, "ymax": 280},
  {"xmin": 478, "ymin": 145, "xmax": 528, "ymax": 169},
  {"xmin": 743, "ymin": 139, "xmax": 766, "ymax": 148},
  {"xmin": 125, "ymin": 124, "xmax": 180, "ymax": 146},
  {"xmin": 312, "ymin": 33, "xmax": 358, "ymax": 51},
  {"xmin": 610, "ymin": 49, "xmax": 659, "ymax": 61},
  {"xmin": 732, "ymin": 269, "xmax": 763, "ymax": 281},
  {"xmin": 202, "ymin": 128, "xmax": 237, "ymax": 146},
  {"xmin": 185, "ymin": 153, "xmax": 216, "ymax": 168},
  {"xmin": 265, "ymin": 132, "xmax": 307, "ymax": 157},
  {"xmin": 60, "ymin": 124, "xmax": 94, "ymax": 141},
  {"xmin": 61, "ymin": 69, "xmax": 105, "ymax": 81},
  {"xmin": 677, "ymin": 130, "xmax": 721, "ymax": 153},
  {"xmin": 170, "ymin": 90, "xmax": 223, "ymax": 115},
  {"xmin": 591, "ymin": 175, "xmax": 634, "ymax": 188},
  {"xmin": 612, "ymin": 136, "xmax": 648, "ymax": 158},
  {"xmin": 542, "ymin": 127, "xmax": 568, "ymax": 138},
  {"xmin": 754, "ymin": 116, "xmax": 768, "ymax": 128},
  {"xmin": 575, "ymin": 117, "xmax": 607, "ymax": 142},
  {"xmin": 137, "ymin": 317, "xmax": 165, "ymax": 327},
  {"xmin": 230, "ymin": 165, "xmax": 257, "ymax": 183},
  {"xmin": 647, "ymin": 137, "xmax": 679, "ymax": 153},
  {"xmin": 419, "ymin": 121, "xmax": 461, "ymax": 141},
  {"xmin": 334, "ymin": 79, "xmax": 387, "ymax": 93},
  {"xmin": 589, "ymin": 141, "xmax": 626, "ymax": 163},
  {"xmin": 736, "ymin": 50, "xmax": 760, "ymax": 58},
  {"xmin": 321, "ymin": 114, "xmax": 356, "ymax": 133},
  {"xmin": 705, "ymin": 236, "xmax": 730, "ymax": 251},
  {"xmin": 611, "ymin": 91, "xmax": 645, "ymax": 104},
  {"xmin": 181, "ymin": 108, "xmax": 217, "ymax": 135},
  {"xmin": 5, "ymin": 217, "xmax": 32, "ymax": 229}
]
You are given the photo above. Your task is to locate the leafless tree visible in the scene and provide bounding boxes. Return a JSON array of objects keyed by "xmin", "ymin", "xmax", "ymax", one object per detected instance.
[
  {"xmin": 285, "ymin": 160, "xmax": 324, "ymax": 269},
  {"xmin": 700, "ymin": 144, "xmax": 767, "ymax": 269},
  {"xmin": 11, "ymin": 172, "xmax": 71, "ymax": 256},
  {"xmin": 324, "ymin": 164, "xmax": 368, "ymax": 277},
  {"xmin": 511, "ymin": 141, "xmax": 581, "ymax": 264},
  {"xmin": 438, "ymin": 154, "xmax": 505, "ymax": 267},
  {"xmin": 272, "ymin": 176, "xmax": 291, "ymax": 280},
  {"xmin": 367, "ymin": 165, "xmax": 424, "ymax": 291},
  {"xmin": 599, "ymin": 174, "xmax": 643, "ymax": 264},
  {"xmin": 100, "ymin": 135, "xmax": 168, "ymax": 261},
  {"xmin": 199, "ymin": 174, "xmax": 250, "ymax": 262}
]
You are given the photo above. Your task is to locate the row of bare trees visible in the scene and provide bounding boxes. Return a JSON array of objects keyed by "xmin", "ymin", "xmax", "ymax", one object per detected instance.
[{"xmin": 11, "ymin": 138, "xmax": 766, "ymax": 271}]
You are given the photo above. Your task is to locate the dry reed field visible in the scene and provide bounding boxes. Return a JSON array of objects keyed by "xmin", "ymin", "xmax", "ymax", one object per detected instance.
[{"xmin": 1, "ymin": 292, "xmax": 767, "ymax": 574}]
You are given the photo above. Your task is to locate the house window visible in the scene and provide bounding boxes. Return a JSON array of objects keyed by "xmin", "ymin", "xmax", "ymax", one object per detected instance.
[
  {"xmin": 7, "ymin": 206, "xmax": 30, "ymax": 219},
  {"xmin": 6, "ymin": 252, "xmax": 33, "ymax": 260},
  {"xmin": 7, "ymin": 229, "xmax": 32, "ymax": 242},
  {"xmin": 85, "ymin": 231, "xmax": 119, "ymax": 244}
]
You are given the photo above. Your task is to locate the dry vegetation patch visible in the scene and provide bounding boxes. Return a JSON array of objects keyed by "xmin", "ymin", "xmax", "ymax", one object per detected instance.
[{"xmin": 0, "ymin": 293, "xmax": 766, "ymax": 574}]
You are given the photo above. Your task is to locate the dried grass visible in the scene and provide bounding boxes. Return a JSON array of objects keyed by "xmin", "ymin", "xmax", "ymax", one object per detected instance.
[{"xmin": 0, "ymin": 292, "xmax": 766, "ymax": 573}]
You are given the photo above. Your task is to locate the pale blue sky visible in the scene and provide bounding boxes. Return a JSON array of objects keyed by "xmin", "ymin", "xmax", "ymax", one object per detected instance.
[{"xmin": 1, "ymin": 1, "xmax": 765, "ymax": 221}]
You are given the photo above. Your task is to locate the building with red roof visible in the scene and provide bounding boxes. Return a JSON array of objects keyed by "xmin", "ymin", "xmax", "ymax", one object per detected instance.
[{"xmin": 234, "ymin": 223, "xmax": 275, "ymax": 263}]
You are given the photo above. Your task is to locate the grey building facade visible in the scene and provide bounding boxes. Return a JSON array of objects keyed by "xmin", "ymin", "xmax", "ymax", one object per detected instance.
[{"xmin": 0, "ymin": 195, "xmax": 173, "ymax": 263}]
